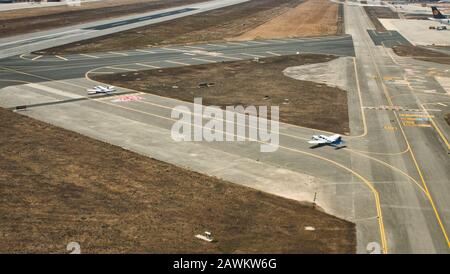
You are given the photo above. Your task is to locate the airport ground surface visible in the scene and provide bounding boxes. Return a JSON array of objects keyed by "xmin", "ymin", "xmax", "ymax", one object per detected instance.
[{"xmin": 0, "ymin": 2, "xmax": 450, "ymax": 254}]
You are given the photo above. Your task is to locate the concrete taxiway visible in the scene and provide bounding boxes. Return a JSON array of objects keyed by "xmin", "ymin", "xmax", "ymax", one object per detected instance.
[
  {"xmin": 345, "ymin": 4, "xmax": 450, "ymax": 253},
  {"xmin": 0, "ymin": 5, "xmax": 450, "ymax": 254}
]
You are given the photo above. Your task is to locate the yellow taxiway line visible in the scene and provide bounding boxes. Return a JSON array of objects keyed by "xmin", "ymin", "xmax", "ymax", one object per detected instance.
[{"xmin": 368, "ymin": 41, "xmax": 450, "ymax": 249}]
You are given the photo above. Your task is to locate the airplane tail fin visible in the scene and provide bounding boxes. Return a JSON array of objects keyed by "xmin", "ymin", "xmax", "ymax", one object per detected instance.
[{"xmin": 431, "ymin": 6, "xmax": 446, "ymax": 19}]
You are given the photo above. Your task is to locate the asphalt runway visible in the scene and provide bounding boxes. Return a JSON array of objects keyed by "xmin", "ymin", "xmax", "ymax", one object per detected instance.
[
  {"xmin": 3, "ymin": 35, "xmax": 355, "ymax": 81},
  {"xmin": 0, "ymin": 0, "xmax": 250, "ymax": 59},
  {"xmin": 84, "ymin": 7, "xmax": 197, "ymax": 31},
  {"xmin": 1, "ymin": 6, "xmax": 450, "ymax": 254}
]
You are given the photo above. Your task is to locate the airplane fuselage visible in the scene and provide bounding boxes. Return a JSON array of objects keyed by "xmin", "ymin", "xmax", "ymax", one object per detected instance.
[
  {"xmin": 87, "ymin": 85, "xmax": 115, "ymax": 94},
  {"xmin": 310, "ymin": 134, "xmax": 343, "ymax": 145},
  {"xmin": 429, "ymin": 6, "xmax": 450, "ymax": 25},
  {"xmin": 312, "ymin": 135, "xmax": 331, "ymax": 142},
  {"xmin": 430, "ymin": 18, "xmax": 450, "ymax": 25}
]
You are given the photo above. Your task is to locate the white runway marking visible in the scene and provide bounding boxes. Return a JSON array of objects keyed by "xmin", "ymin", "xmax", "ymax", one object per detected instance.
[
  {"xmin": 184, "ymin": 45, "xmax": 206, "ymax": 50},
  {"xmin": 79, "ymin": 53, "xmax": 99, "ymax": 59},
  {"xmin": 162, "ymin": 47, "xmax": 189, "ymax": 53},
  {"xmin": 135, "ymin": 49, "xmax": 156, "ymax": 54},
  {"xmin": 135, "ymin": 63, "xmax": 161, "ymax": 69},
  {"xmin": 206, "ymin": 43, "xmax": 227, "ymax": 48},
  {"xmin": 266, "ymin": 51, "xmax": 281, "ymax": 56},
  {"xmin": 219, "ymin": 55, "xmax": 242, "ymax": 60},
  {"xmin": 240, "ymin": 52, "xmax": 265, "ymax": 58},
  {"xmin": 165, "ymin": 60, "xmax": 190, "ymax": 66},
  {"xmin": 55, "ymin": 55, "xmax": 68, "ymax": 61},
  {"xmin": 246, "ymin": 41, "xmax": 269, "ymax": 45}
]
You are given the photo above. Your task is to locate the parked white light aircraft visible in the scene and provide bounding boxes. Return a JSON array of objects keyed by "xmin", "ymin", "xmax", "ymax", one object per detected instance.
[
  {"xmin": 87, "ymin": 85, "xmax": 116, "ymax": 95},
  {"xmin": 429, "ymin": 6, "xmax": 450, "ymax": 26},
  {"xmin": 308, "ymin": 134, "xmax": 345, "ymax": 148}
]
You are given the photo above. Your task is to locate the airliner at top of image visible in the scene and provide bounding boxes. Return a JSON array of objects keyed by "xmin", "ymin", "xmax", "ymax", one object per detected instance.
[{"xmin": 429, "ymin": 6, "xmax": 450, "ymax": 25}]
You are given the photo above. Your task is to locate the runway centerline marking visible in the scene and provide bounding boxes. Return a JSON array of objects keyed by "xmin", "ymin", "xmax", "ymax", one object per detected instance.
[
  {"xmin": 219, "ymin": 55, "xmax": 242, "ymax": 60},
  {"xmin": 240, "ymin": 53, "xmax": 265, "ymax": 58},
  {"xmin": 266, "ymin": 51, "xmax": 281, "ymax": 56},
  {"xmin": 246, "ymin": 41, "xmax": 269, "ymax": 45},
  {"xmin": 135, "ymin": 49, "xmax": 156, "ymax": 54},
  {"xmin": 184, "ymin": 45, "xmax": 206, "ymax": 50},
  {"xmin": 79, "ymin": 53, "xmax": 99, "ymax": 59},
  {"xmin": 55, "ymin": 55, "xmax": 68, "ymax": 61},
  {"xmin": 206, "ymin": 43, "xmax": 227, "ymax": 48}
]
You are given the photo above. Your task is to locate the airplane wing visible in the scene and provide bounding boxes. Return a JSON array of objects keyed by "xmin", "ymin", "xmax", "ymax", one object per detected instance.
[{"xmin": 308, "ymin": 139, "xmax": 327, "ymax": 144}]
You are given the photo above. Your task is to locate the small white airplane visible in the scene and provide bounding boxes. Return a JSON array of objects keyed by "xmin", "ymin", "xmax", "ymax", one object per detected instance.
[
  {"xmin": 429, "ymin": 6, "xmax": 450, "ymax": 26},
  {"xmin": 87, "ymin": 85, "xmax": 116, "ymax": 95},
  {"xmin": 308, "ymin": 134, "xmax": 345, "ymax": 148}
]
